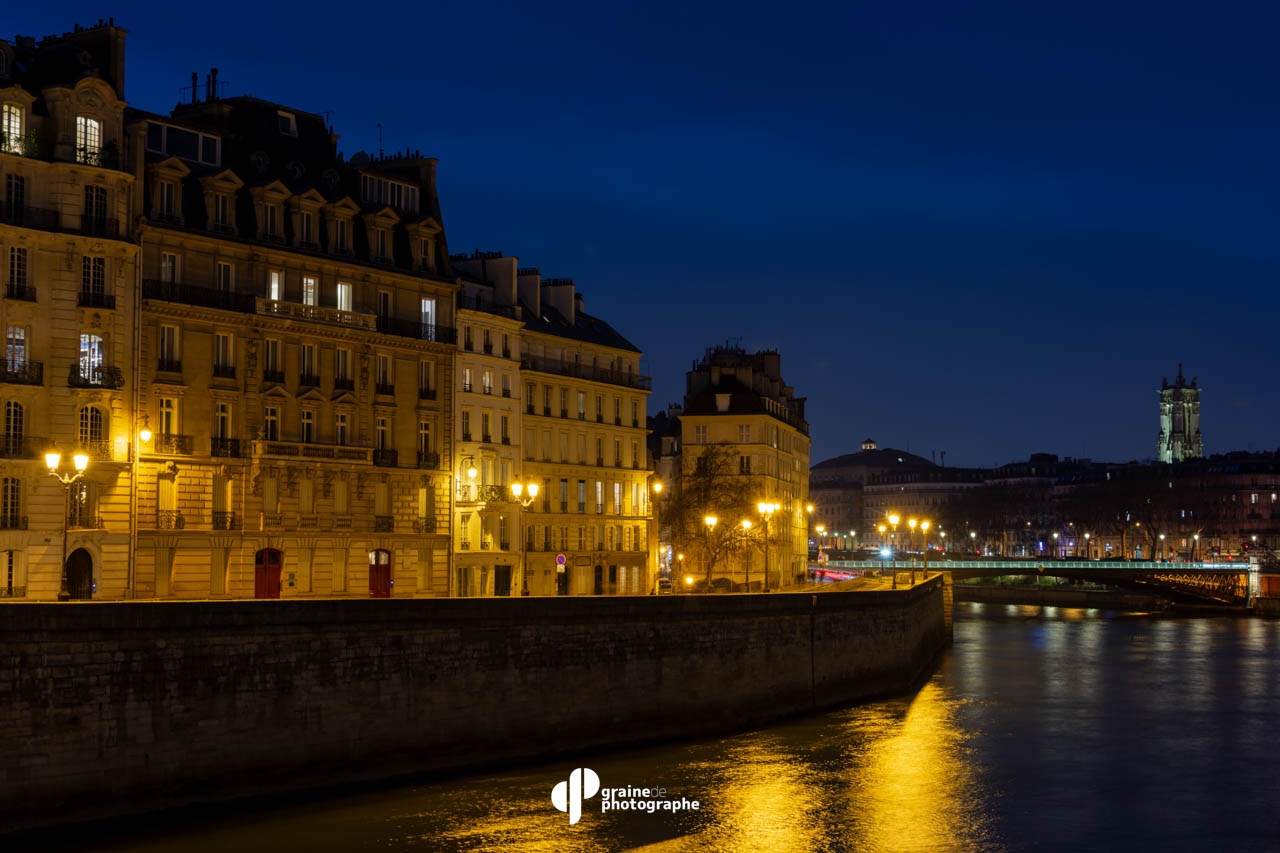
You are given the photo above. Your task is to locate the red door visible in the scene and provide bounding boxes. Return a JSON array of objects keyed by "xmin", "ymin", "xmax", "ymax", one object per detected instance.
[
  {"xmin": 255, "ymin": 549, "xmax": 282, "ymax": 599},
  {"xmin": 369, "ymin": 549, "xmax": 392, "ymax": 598}
]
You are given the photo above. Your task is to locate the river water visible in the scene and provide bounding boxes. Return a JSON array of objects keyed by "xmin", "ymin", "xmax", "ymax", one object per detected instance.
[{"xmin": 86, "ymin": 604, "xmax": 1280, "ymax": 852}]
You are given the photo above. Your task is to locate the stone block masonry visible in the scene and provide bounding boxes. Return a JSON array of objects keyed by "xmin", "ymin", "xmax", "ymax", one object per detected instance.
[{"xmin": 0, "ymin": 578, "xmax": 947, "ymax": 834}]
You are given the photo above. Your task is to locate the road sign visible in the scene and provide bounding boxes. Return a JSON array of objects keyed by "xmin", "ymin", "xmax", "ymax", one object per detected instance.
[{"xmin": 556, "ymin": 553, "xmax": 567, "ymax": 566}]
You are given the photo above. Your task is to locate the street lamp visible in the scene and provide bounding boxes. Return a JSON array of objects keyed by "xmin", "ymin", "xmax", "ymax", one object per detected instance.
[
  {"xmin": 1084, "ymin": 532, "xmax": 1091, "ymax": 560},
  {"xmin": 887, "ymin": 513, "xmax": 900, "ymax": 559},
  {"xmin": 1052, "ymin": 531, "xmax": 1059, "ymax": 558},
  {"xmin": 510, "ymin": 480, "xmax": 539, "ymax": 595},
  {"xmin": 757, "ymin": 501, "xmax": 779, "ymax": 591},
  {"xmin": 921, "ymin": 520, "xmax": 931, "ymax": 582},
  {"xmin": 704, "ymin": 515, "xmax": 718, "ymax": 588},
  {"xmin": 740, "ymin": 519, "xmax": 753, "ymax": 590},
  {"xmin": 46, "ymin": 450, "xmax": 89, "ymax": 600},
  {"xmin": 1193, "ymin": 533, "xmax": 1200, "ymax": 561}
]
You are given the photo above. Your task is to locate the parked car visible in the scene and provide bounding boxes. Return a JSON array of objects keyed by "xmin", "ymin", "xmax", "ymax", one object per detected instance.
[{"xmin": 655, "ymin": 578, "xmax": 673, "ymax": 595}]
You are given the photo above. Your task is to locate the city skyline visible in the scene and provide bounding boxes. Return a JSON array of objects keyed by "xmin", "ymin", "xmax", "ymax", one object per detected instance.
[{"xmin": 9, "ymin": 1, "xmax": 1279, "ymax": 467}]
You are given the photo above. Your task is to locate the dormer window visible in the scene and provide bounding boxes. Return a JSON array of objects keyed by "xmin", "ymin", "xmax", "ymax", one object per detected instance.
[
  {"xmin": 214, "ymin": 194, "xmax": 231, "ymax": 230},
  {"xmin": 1, "ymin": 104, "xmax": 21, "ymax": 154},
  {"xmin": 159, "ymin": 181, "xmax": 176, "ymax": 217},
  {"xmin": 375, "ymin": 229, "xmax": 389, "ymax": 264},
  {"xmin": 75, "ymin": 116, "xmax": 102, "ymax": 165},
  {"xmin": 299, "ymin": 212, "xmax": 314, "ymax": 247},
  {"xmin": 420, "ymin": 238, "xmax": 434, "ymax": 272},
  {"xmin": 263, "ymin": 204, "xmax": 279, "ymax": 241},
  {"xmin": 277, "ymin": 111, "xmax": 297, "ymax": 137},
  {"xmin": 335, "ymin": 220, "xmax": 348, "ymax": 253}
]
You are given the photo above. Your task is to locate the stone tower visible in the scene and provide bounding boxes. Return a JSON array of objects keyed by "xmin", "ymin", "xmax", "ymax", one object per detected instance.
[{"xmin": 1158, "ymin": 365, "xmax": 1203, "ymax": 463}]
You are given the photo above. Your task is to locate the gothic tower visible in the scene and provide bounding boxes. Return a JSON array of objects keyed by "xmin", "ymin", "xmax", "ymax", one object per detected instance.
[{"xmin": 1158, "ymin": 365, "xmax": 1203, "ymax": 463}]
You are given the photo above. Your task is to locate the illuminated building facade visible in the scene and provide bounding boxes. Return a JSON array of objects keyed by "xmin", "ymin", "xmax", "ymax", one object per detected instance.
[{"xmin": 1158, "ymin": 365, "xmax": 1203, "ymax": 464}]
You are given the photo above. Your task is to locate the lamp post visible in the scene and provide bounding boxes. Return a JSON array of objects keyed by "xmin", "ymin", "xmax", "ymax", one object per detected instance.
[
  {"xmin": 1084, "ymin": 532, "xmax": 1091, "ymax": 560},
  {"xmin": 651, "ymin": 480, "xmax": 664, "ymax": 579},
  {"xmin": 757, "ymin": 501, "xmax": 778, "ymax": 591},
  {"xmin": 704, "ymin": 515, "xmax": 717, "ymax": 588},
  {"xmin": 46, "ymin": 450, "xmax": 89, "ymax": 600},
  {"xmin": 1193, "ymin": 533, "xmax": 1199, "ymax": 562},
  {"xmin": 1159, "ymin": 533, "xmax": 1166, "ymax": 561},
  {"xmin": 815, "ymin": 523, "xmax": 826, "ymax": 566},
  {"xmin": 510, "ymin": 480, "xmax": 539, "ymax": 595},
  {"xmin": 921, "ymin": 520, "xmax": 931, "ymax": 581},
  {"xmin": 740, "ymin": 519, "xmax": 753, "ymax": 591},
  {"xmin": 887, "ymin": 514, "xmax": 900, "ymax": 559}
]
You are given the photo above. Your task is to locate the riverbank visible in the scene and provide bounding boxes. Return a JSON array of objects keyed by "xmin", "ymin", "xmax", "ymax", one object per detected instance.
[{"xmin": 0, "ymin": 579, "xmax": 948, "ymax": 835}]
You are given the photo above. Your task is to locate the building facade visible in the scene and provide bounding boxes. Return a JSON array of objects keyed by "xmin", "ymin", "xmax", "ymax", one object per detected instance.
[{"xmin": 676, "ymin": 345, "xmax": 810, "ymax": 587}]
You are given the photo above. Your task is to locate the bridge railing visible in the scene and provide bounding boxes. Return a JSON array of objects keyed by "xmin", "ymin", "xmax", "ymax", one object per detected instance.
[{"xmin": 826, "ymin": 560, "xmax": 1246, "ymax": 573}]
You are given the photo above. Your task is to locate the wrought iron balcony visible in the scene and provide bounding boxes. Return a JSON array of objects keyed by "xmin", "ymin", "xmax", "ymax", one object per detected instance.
[
  {"xmin": 299, "ymin": 373, "xmax": 321, "ymax": 388},
  {"xmin": 213, "ymin": 363, "xmax": 236, "ymax": 379},
  {"xmin": 373, "ymin": 449, "xmax": 398, "ymax": 467},
  {"xmin": 212, "ymin": 511, "xmax": 241, "ymax": 530},
  {"xmin": 77, "ymin": 290, "xmax": 116, "ymax": 309},
  {"xmin": 81, "ymin": 440, "xmax": 113, "ymax": 461},
  {"xmin": 5, "ymin": 283, "xmax": 36, "ymax": 302},
  {"xmin": 67, "ymin": 512, "xmax": 103, "ymax": 530},
  {"xmin": 414, "ymin": 517, "xmax": 436, "ymax": 534},
  {"xmin": 143, "ymin": 279, "xmax": 257, "ymax": 312},
  {"xmin": 374, "ymin": 317, "xmax": 458, "ymax": 344},
  {"xmin": 375, "ymin": 383, "xmax": 395, "ymax": 396},
  {"xmin": 157, "ymin": 358, "xmax": 182, "ymax": 373},
  {"xmin": 0, "ymin": 586, "xmax": 26, "ymax": 598},
  {"xmin": 520, "ymin": 354, "xmax": 653, "ymax": 391},
  {"xmin": 153, "ymin": 434, "xmax": 193, "ymax": 454},
  {"xmin": 478, "ymin": 485, "xmax": 506, "ymax": 502},
  {"xmin": 417, "ymin": 450, "xmax": 440, "ymax": 469},
  {"xmin": 334, "ymin": 377, "xmax": 354, "ymax": 391},
  {"xmin": 78, "ymin": 216, "xmax": 120, "ymax": 239},
  {"xmin": 374, "ymin": 515, "xmax": 395, "ymax": 532},
  {"xmin": 262, "ymin": 369, "xmax": 285, "ymax": 384},
  {"xmin": 418, "ymin": 386, "xmax": 437, "ymax": 400},
  {"xmin": 460, "ymin": 540, "xmax": 472, "ymax": 550},
  {"xmin": 0, "ymin": 515, "xmax": 27, "ymax": 530},
  {"xmin": 0, "ymin": 202, "xmax": 60, "ymax": 231},
  {"xmin": 156, "ymin": 510, "xmax": 185, "ymax": 529},
  {"xmin": 0, "ymin": 359, "xmax": 42, "ymax": 386},
  {"xmin": 68, "ymin": 364, "xmax": 124, "ymax": 389},
  {"xmin": 211, "ymin": 437, "xmax": 242, "ymax": 458}
]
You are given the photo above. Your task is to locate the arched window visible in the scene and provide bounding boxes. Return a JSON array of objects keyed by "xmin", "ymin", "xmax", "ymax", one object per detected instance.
[
  {"xmin": 3, "ymin": 402, "xmax": 22, "ymax": 456},
  {"xmin": 79, "ymin": 406, "xmax": 105, "ymax": 444}
]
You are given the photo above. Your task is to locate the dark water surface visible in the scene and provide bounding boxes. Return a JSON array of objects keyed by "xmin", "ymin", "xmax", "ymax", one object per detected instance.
[{"xmin": 84, "ymin": 605, "xmax": 1280, "ymax": 852}]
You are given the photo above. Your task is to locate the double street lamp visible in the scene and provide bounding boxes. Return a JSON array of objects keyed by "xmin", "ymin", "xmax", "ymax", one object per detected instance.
[
  {"xmin": 46, "ymin": 450, "xmax": 89, "ymax": 600},
  {"xmin": 757, "ymin": 501, "xmax": 779, "ymax": 591},
  {"xmin": 510, "ymin": 480, "xmax": 539, "ymax": 595}
]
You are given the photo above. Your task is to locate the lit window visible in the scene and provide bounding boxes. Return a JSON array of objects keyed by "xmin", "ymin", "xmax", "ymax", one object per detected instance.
[
  {"xmin": 75, "ymin": 116, "xmax": 102, "ymax": 164},
  {"xmin": 1, "ymin": 104, "xmax": 22, "ymax": 153}
]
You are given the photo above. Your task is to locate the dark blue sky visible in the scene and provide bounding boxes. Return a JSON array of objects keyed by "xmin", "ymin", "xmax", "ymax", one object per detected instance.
[{"xmin": 16, "ymin": 2, "xmax": 1279, "ymax": 466}]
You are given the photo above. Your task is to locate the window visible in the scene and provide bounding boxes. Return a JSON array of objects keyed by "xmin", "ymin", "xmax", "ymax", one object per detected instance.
[
  {"xmin": 3, "ymin": 401, "xmax": 23, "ymax": 455},
  {"xmin": 299, "ymin": 212, "xmax": 314, "ymax": 247},
  {"xmin": 377, "ymin": 354, "xmax": 392, "ymax": 388},
  {"xmin": 263, "ymin": 406, "xmax": 279, "ymax": 440},
  {"xmin": 463, "ymin": 367, "xmax": 473, "ymax": 393},
  {"xmin": 6, "ymin": 247, "xmax": 27, "ymax": 296},
  {"xmin": 335, "ymin": 219, "xmax": 348, "ymax": 253},
  {"xmin": 418, "ymin": 360, "xmax": 434, "ymax": 395},
  {"xmin": 614, "ymin": 398, "xmax": 621, "ymax": 423},
  {"xmin": 81, "ymin": 257, "xmax": 106, "ymax": 300},
  {"xmin": 614, "ymin": 438, "xmax": 622, "ymax": 466},
  {"xmin": 418, "ymin": 421, "xmax": 432, "ymax": 454},
  {"xmin": 158, "ymin": 181, "xmax": 176, "ymax": 218},
  {"xmin": 463, "ymin": 326, "xmax": 473, "ymax": 351},
  {"xmin": 739, "ymin": 424, "xmax": 750, "ymax": 443},
  {"xmin": 268, "ymin": 270, "xmax": 281, "ymax": 301},
  {"xmin": 158, "ymin": 398, "xmax": 177, "ymax": 435},
  {"xmin": 300, "ymin": 410, "xmax": 314, "ymax": 443},
  {"xmin": 694, "ymin": 425, "xmax": 708, "ymax": 444},
  {"xmin": 613, "ymin": 483, "xmax": 623, "ymax": 516},
  {"xmin": 336, "ymin": 348, "xmax": 351, "ymax": 383},
  {"xmin": 214, "ymin": 194, "xmax": 230, "ymax": 229},
  {"xmin": 0, "ymin": 478, "xmax": 20, "ymax": 527},
  {"xmin": 739, "ymin": 455, "xmax": 751, "ymax": 474},
  {"xmin": 376, "ymin": 417, "xmax": 389, "ymax": 450},
  {"xmin": 264, "ymin": 339, "xmax": 281, "ymax": 375},
  {"xmin": 300, "ymin": 344, "xmax": 317, "ymax": 381},
  {"xmin": 377, "ymin": 291, "xmax": 391, "ymax": 318},
  {"xmin": 632, "ymin": 441, "xmax": 639, "ymax": 468},
  {"xmin": 145, "ymin": 122, "xmax": 220, "ymax": 166},
  {"xmin": 5, "ymin": 326, "xmax": 24, "ymax": 366},
  {"xmin": 500, "ymin": 415, "xmax": 510, "ymax": 444},
  {"xmin": 632, "ymin": 401, "xmax": 639, "ymax": 427},
  {"xmin": 502, "ymin": 374, "xmax": 511, "ymax": 398},
  {"xmin": 1, "ymin": 104, "xmax": 21, "ymax": 153},
  {"xmin": 336, "ymin": 282, "xmax": 352, "ymax": 312},
  {"xmin": 264, "ymin": 205, "xmax": 279, "ymax": 240},
  {"xmin": 578, "ymin": 480, "xmax": 586, "ymax": 513},
  {"xmin": 560, "ymin": 388, "xmax": 568, "ymax": 416},
  {"xmin": 335, "ymin": 412, "xmax": 349, "ymax": 445},
  {"xmin": 482, "ymin": 370, "xmax": 492, "ymax": 395},
  {"xmin": 83, "ymin": 186, "xmax": 107, "ymax": 229},
  {"xmin": 578, "ymin": 392, "xmax": 586, "ymax": 420},
  {"xmin": 158, "ymin": 325, "xmax": 180, "ymax": 368},
  {"xmin": 277, "ymin": 111, "xmax": 297, "ymax": 137},
  {"xmin": 214, "ymin": 332, "xmax": 233, "ymax": 371},
  {"xmin": 217, "ymin": 262, "xmax": 233, "ymax": 294},
  {"xmin": 595, "ymin": 395, "xmax": 603, "ymax": 422},
  {"xmin": 79, "ymin": 334, "xmax": 105, "ymax": 381},
  {"xmin": 375, "ymin": 229, "xmax": 389, "ymax": 261},
  {"xmin": 214, "ymin": 402, "xmax": 231, "ymax": 439},
  {"xmin": 159, "ymin": 252, "xmax": 178, "ymax": 284},
  {"xmin": 75, "ymin": 116, "xmax": 102, "ymax": 164},
  {"xmin": 79, "ymin": 406, "xmax": 105, "ymax": 443},
  {"xmin": 481, "ymin": 412, "xmax": 491, "ymax": 442},
  {"xmin": 301, "ymin": 275, "xmax": 317, "ymax": 306},
  {"xmin": 461, "ymin": 410, "xmax": 471, "ymax": 440},
  {"xmin": 4, "ymin": 174, "xmax": 24, "ymax": 212}
]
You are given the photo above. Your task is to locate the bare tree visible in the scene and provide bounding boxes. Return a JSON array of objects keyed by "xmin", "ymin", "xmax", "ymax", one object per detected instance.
[{"xmin": 665, "ymin": 443, "xmax": 755, "ymax": 583}]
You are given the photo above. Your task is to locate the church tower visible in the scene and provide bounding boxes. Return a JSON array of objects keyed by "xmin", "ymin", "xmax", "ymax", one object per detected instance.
[{"xmin": 1158, "ymin": 365, "xmax": 1203, "ymax": 463}]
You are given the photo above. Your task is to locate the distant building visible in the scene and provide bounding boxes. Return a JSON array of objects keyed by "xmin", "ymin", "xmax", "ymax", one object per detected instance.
[
  {"xmin": 1158, "ymin": 365, "xmax": 1203, "ymax": 463},
  {"xmin": 809, "ymin": 440, "xmax": 935, "ymax": 551}
]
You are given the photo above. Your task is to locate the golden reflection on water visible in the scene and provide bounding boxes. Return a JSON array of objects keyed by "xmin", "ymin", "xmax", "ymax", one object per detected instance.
[{"xmin": 849, "ymin": 682, "xmax": 998, "ymax": 852}]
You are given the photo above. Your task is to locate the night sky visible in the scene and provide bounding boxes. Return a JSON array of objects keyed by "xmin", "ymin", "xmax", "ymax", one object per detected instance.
[{"xmin": 13, "ymin": 2, "xmax": 1279, "ymax": 466}]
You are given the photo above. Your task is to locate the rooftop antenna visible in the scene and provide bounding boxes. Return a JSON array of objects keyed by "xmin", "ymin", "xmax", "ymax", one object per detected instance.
[{"xmin": 376, "ymin": 122, "xmax": 383, "ymax": 158}]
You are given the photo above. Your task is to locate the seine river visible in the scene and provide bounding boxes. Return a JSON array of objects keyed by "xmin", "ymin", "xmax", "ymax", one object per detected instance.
[{"xmin": 80, "ymin": 604, "xmax": 1280, "ymax": 852}]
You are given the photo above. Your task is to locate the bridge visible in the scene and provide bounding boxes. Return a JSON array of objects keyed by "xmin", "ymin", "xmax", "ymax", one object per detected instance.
[{"xmin": 823, "ymin": 560, "xmax": 1251, "ymax": 605}]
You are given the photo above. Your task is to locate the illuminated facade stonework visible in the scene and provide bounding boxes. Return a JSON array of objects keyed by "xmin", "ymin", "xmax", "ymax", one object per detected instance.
[{"xmin": 1158, "ymin": 365, "xmax": 1203, "ymax": 464}]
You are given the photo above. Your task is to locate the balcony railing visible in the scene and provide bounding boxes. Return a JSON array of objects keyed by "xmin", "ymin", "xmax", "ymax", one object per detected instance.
[
  {"xmin": 0, "ymin": 435, "xmax": 48, "ymax": 459},
  {"xmin": 153, "ymin": 434, "xmax": 193, "ymax": 454},
  {"xmin": 156, "ymin": 510, "xmax": 185, "ymax": 530},
  {"xmin": 0, "ymin": 359, "xmax": 42, "ymax": 386},
  {"xmin": 414, "ymin": 517, "xmax": 436, "ymax": 534},
  {"xmin": 77, "ymin": 290, "xmax": 116, "ymax": 309},
  {"xmin": 0, "ymin": 586, "xmax": 25, "ymax": 598},
  {"xmin": 0, "ymin": 203, "xmax": 60, "ymax": 231},
  {"xmin": 254, "ymin": 440, "xmax": 373, "ymax": 464},
  {"xmin": 211, "ymin": 437, "xmax": 242, "ymax": 458},
  {"xmin": 68, "ymin": 364, "xmax": 124, "ymax": 389},
  {"xmin": 5, "ymin": 283, "xmax": 36, "ymax": 302},
  {"xmin": 418, "ymin": 386, "xmax": 436, "ymax": 400},
  {"xmin": 157, "ymin": 358, "xmax": 182, "ymax": 373},
  {"xmin": 375, "ymin": 383, "xmax": 395, "ymax": 396},
  {"xmin": 334, "ymin": 377, "xmax": 354, "ymax": 392},
  {"xmin": 373, "ymin": 449, "xmax": 398, "ymax": 467},
  {"xmin": 374, "ymin": 515, "xmax": 395, "ymax": 532},
  {"xmin": 213, "ymin": 363, "xmax": 236, "ymax": 379},
  {"xmin": 417, "ymin": 451, "xmax": 440, "ymax": 469},
  {"xmin": 212, "ymin": 511, "xmax": 240, "ymax": 530},
  {"xmin": 256, "ymin": 298, "xmax": 376, "ymax": 331},
  {"xmin": 460, "ymin": 540, "xmax": 472, "ymax": 550},
  {"xmin": 299, "ymin": 373, "xmax": 321, "ymax": 388},
  {"xmin": 143, "ymin": 279, "xmax": 257, "ymax": 312},
  {"xmin": 478, "ymin": 485, "xmax": 506, "ymax": 502},
  {"xmin": 78, "ymin": 216, "xmax": 120, "ymax": 240},
  {"xmin": 81, "ymin": 440, "xmax": 113, "ymax": 461},
  {"xmin": 520, "ymin": 355, "xmax": 653, "ymax": 391},
  {"xmin": 375, "ymin": 317, "xmax": 458, "ymax": 344},
  {"xmin": 67, "ymin": 513, "xmax": 103, "ymax": 530},
  {"xmin": 454, "ymin": 293, "xmax": 519, "ymax": 320},
  {"xmin": 0, "ymin": 516, "xmax": 28, "ymax": 530},
  {"xmin": 262, "ymin": 369, "xmax": 285, "ymax": 384}
]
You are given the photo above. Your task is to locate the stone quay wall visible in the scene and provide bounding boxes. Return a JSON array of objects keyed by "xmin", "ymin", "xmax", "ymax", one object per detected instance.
[{"xmin": 0, "ymin": 578, "xmax": 947, "ymax": 833}]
